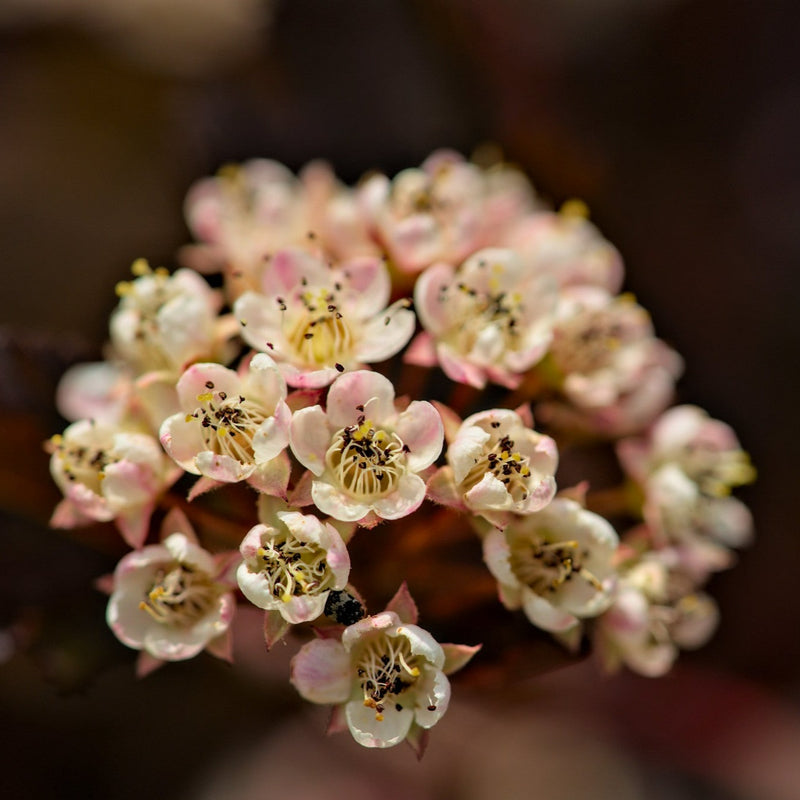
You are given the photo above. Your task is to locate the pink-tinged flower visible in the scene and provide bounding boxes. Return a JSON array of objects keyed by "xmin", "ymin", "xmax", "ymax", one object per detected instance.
[
  {"xmin": 296, "ymin": 160, "xmax": 381, "ymax": 262},
  {"xmin": 48, "ymin": 419, "xmax": 177, "ymax": 548},
  {"xmin": 159, "ymin": 354, "xmax": 291, "ymax": 492},
  {"xmin": 642, "ymin": 464, "xmax": 753, "ymax": 579},
  {"xmin": 504, "ymin": 204, "xmax": 625, "ymax": 293},
  {"xmin": 183, "ymin": 160, "xmax": 376, "ymax": 295},
  {"xmin": 55, "ymin": 360, "xmax": 183, "ymax": 438},
  {"xmin": 407, "ymin": 248, "xmax": 557, "ymax": 389},
  {"xmin": 234, "ymin": 248, "xmax": 415, "ymax": 388},
  {"xmin": 539, "ymin": 288, "xmax": 682, "ymax": 436},
  {"xmin": 56, "ymin": 361, "xmax": 133, "ymax": 426},
  {"xmin": 106, "ymin": 511, "xmax": 235, "ymax": 663},
  {"xmin": 183, "ymin": 159, "xmax": 310, "ymax": 289},
  {"xmin": 482, "ymin": 498, "xmax": 618, "ymax": 632},
  {"xmin": 290, "ymin": 370, "xmax": 443, "ymax": 523},
  {"xmin": 428, "ymin": 407, "xmax": 558, "ymax": 524},
  {"xmin": 291, "ymin": 586, "xmax": 479, "ymax": 750},
  {"xmin": 359, "ymin": 150, "xmax": 529, "ymax": 274},
  {"xmin": 617, "ymin": 404, "xmax": 756, "ymax": 497},
  {"xmin": 237, "ymin": 510, "xmax": 350, "ymax": 624},
  {"xmin": 594, "ymin": 555, "xmax": 719, "ymax": 677},
  {"xmin": 110, "ymin": 259, "xmax": 234, "ymax": 376}
]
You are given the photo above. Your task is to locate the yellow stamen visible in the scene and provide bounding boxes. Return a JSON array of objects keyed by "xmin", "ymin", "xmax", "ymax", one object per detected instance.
[
  {"xmin": 560, "ymin": 198, "xmax": 589, "ymax": 218},
  {"xmin": 131, "ymin": 258, "xmax": 151, "ymax": 277}
]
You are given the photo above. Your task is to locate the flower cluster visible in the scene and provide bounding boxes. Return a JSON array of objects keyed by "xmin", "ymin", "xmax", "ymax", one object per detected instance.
[{"xmin": 49, "ymin": 149, "xmax": 755, "ymax": 751}]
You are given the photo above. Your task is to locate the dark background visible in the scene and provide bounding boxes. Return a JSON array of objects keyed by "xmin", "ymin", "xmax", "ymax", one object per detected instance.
[{"xmin": 1, "ymin": 2, "xmax": 798, "ymax": 798}]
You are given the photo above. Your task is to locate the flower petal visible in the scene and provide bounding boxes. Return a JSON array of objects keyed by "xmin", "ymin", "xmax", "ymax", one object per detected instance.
[
  {"xmin": 311, "ymin": 479, "xmax": 371, "ymax": 522},
  {"xmin": 414, "ymin": 262, "xmax": 455, "ymax": 336},
  {"xmin": 393, "ymin": 400, "xmax": 443, "ymax": 473},
  {"xmin": 252, "ymin": 400, "xmax": 291, "ymax": 464},
  {"xmin": 159, "ymin": 413, "xmax": 205, "ymax": 475},
  {"xmin": 195, "ymin": 451, "xmax": 255, "ymax": 482},
  {"xmin": 521, "ymin": 590, "xmax": 579, "ymax": 632},
  {"xmin": 290, "ymin": 638, "xmax": 351, "ymax": 704},
  {"xmin": 289, "ymin": 405, "xmax": 331, "ymax": 476},
  {"xmin": 356, "ymin": 306, "xmax": 416, "ymax": 363},
  {"xmin": 326, "ymin": 370, "xmax": 396, "ymax": 428},
  {"xmin": 345, "ymin": 700, "xmax": 414, "ymax": 748},
  {"xmin": 372, "ymin": 473, "xmax": 427, "ymax": 520},
  {"xmin": 465, "ymin": 472, "xmax": 512, "ymax": 511},
  {"xmin": 403, "ymin": 331, "xmax": 439, "ymax": 368},
  {"xmin": 175, "ymin": 362, "xmax": 242, "ymax": 410},
  {"xmin": 413, "ymin": 668, "xmax": 450, "ymax": 729}
]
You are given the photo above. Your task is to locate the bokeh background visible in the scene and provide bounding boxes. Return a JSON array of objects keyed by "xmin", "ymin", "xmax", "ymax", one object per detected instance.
[{"xmin": 1, "ymin": 1, "xmax": 799, "ymax": 798}]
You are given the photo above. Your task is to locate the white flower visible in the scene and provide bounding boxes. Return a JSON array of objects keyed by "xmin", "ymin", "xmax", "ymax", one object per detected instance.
[
  {"xmin": 429, "ymin": 407, "xmax": 558, "ymax": 524},
  {"xmin": 594, "ymin": 555, "xmax": 719, "ymax": 677},
  {"xmin": 642, "ymin": 464, "xmax": 753, "ymax": 580},
  {"xmin": 358, "ymin": 150, "xmax": 489, "ymax": 274},
  {"xmin": 504, "ymin": 204, "xmax": 624, "ymax": 292},
  {"xmin": 106, "ymin": 516, "xmax": 235, "ymax": 662},
  {"xmin": 290, "ymin": 370, "xmax": 443, "ymax": 523},
  {"xmin": 483, "ymin": 498, "xmax": 618, "ymax": 632},
  {"xmin": 110, "ymin": 259, "xmax": 230, "ymax": 376},
  {"xmin": 234, "ymin": 248, "xmax": 414, "ymax": 388},
  {"xmin": 540, "ymin": 287, "xmax": 682, "ymax": 436},
  {"xmin": 183, "ymin": 160, "xmax": 377, "ymax": 294},
  {"xmin": 49, "ymin": 419, "xmax": 175, "ymax": 548},
  {"xmin": 617, "ymin": 404, "xmax": 756, "ymax": 496},
  {"xmin": 407, "ymin": 248, "xmax": 556, "ymax": 389},
  {"xmin": 237, "ymin": 510, "xmax": 350, "ymax": 624},
  {"xmin": 159, "ymin": 354, "xmax": 291, "ymax": 491},
  {"xmin": 291, "ymin": 611, "xmax": 451, "ymax": 749}
]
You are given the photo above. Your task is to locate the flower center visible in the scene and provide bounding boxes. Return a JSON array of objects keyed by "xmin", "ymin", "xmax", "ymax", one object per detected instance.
[
  {"xmin": 679, "ymin": 444, "xmax": 755, "ymax": 497},
  {"xmin": 282, "ymin": 287, "xmax": 355, "ymax": 367},
  {"xmin": 509, "ymin": 535, "xmax": 601, "ymax": 595},
  {"xmin": 550, "ymin": 305, "xmax": 638, "ymax": 375},
  {"xmin": 461, "ymin": 432, "xmax": 532, "ymax": 503},
  {"xmin": 437, "ymin": 278, "xmax": 524, "ymax": 357},
  {"xmin": 355, "ymin": 634, "xmax": 434, "ymax": 721},
  {"xmin": 254, "ymin": 532, "xmax": 333, "ymax": 603},
  {"xmin": 326, "ymin": 419, "xmax": 406, "ymax": 499},
  {"xmin": 50, "ymin": 433, "xmax": 117, "ymax": 493},
  {"xmin": 188, "ymin": 383, "xmax": 270, "ymax": 464},
  {"xmin": 139, "ymin": 563, "xmax": 220, "ymax": 627}
]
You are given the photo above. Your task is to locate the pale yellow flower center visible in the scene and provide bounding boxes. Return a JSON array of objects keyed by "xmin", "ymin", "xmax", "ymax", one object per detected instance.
[
  {"xmin": 288, "ymin": 288, "xmax": 354, "ymax": 366},
  {"xmin": 509, "ymin": 535, "xmax": 601, "ymax": 595},
  {"xmin": 254, "ymin": 532, "xmax": 333, "ymax": 603},
  {"xmin": 460, "ymin": 430, "xmax": 532, "ymax": 503},
  {"xmin": 437, "ymin": 267, "xmax": 523, "ymax": 356},
  {"xmin": 188, "ymin": 382, "xmax": 270, "ymax": 464},
  {"xmin": 679, "ymin": 445, "xmax": 756, "ymax": 497},
  {"xmin": 139, "ymin": 563, "xmax": 220, "ymax": 628},
  {"xmin": 326, "ymin": 418, "xmax": 406, "ymax": 499},
  {"xmin": 50, "ymin": 433, "xmax": 117, "ymax": 493},
  {"xmin": 355, "ymin": 634, "xmax": 433, "ymax": 721}
]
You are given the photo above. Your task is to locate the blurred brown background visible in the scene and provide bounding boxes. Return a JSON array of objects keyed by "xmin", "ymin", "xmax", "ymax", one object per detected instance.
[{"xmin": 1, "ymin": 1, "xmax": 798, "ymax": 798}]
